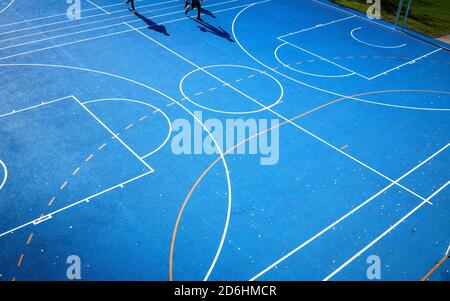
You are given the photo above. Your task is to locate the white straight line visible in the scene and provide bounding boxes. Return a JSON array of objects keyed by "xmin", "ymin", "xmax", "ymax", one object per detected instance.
[
  {"xmin": 0, "ymin": 62, "xmax": 233, "ymax": 282},
  {"xmin": 277, "ymin": 39, "xmax": 371, "ymax": 80},
  {"xmin": 123, "ymin": 8, "xmax": 440, "ymax": 281},
  {"xmin": 0, "ymin": 170, "xmax": 153, "ymax": 238},
  {"xmin": 0, "ymin": 2, "xmax": 253, "ymax": 61},
  {"xmin": 0, "ymin": 0, "xmax": 160, "ymax": 29},
  {"xmin": 446, "ymin": 245, "xmax": 450, "ymax": 256},
  {"xmin": 87, "ymin": 0, "xmax": 111, "ymax": 14},
  {"xmin": 0, "ymin": 0, "xmax": 231, "ymax": 37},
  {"xmin": 367, "ymin": 48, "xmax": 443, "ymax": 80},
  {"xmin": 0, "ymin": 95, "xmax": 73, "ymax": 118},
  {"xmin": 232, "ymin": 3, "xmax": 450, "ymax": 113},
  {"xmin": 277, "ymin": 16, "xmax": 354, "ymax": 38},
  {"xmin": 0, "ymin": 2, "xmax": 183, "ymax": 44},
  {"xmin": 0, "ymin": 1, "xmax": 193, "ymax": 51},
  {"xmin": 72, "ymin": 96, "xmax": 154, "ymax": 172},
  {"xmin": 324, "ymin": 180, "xmax": 450, "ymax": 281},
  {"xmin": 125, "ymin": 11, "xmax": 428, "ymax": 204},
  {"xmin": 250, "ymin": 143, "xmax": 449, "ymax": 281},
  {"xmin": 308, "ymin": 0, "xmax": 443, "ymax": 49}
]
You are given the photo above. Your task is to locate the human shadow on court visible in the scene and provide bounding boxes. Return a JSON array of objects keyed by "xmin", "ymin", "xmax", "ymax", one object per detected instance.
[
  {"xmin": 192, "ymin": 18, "xmax": 233, "ymax": 42},
  {"xmin": 133, "ymin": 12, "xmax": 169, "ymax": 36},
  {"xmin": 201, "ymin": 8, "xmax": 217, "ymax": 19}
]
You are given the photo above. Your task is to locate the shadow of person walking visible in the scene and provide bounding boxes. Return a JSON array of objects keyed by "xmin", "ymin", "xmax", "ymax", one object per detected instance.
[
  {"xmin": 200, "ymin": 8, "xmax": 217, "ymax": 19},
  {"xmin": 133, "ymin": 11, "xmax": 170, "ymax": 36},
  {"xmin": 192, "ymin": 17, "xmax": 234, "ymax": 42}
]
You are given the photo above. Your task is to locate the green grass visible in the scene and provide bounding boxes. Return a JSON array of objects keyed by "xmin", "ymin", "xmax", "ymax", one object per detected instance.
[{"xmin": 330, "ymin": 0, "xmax": 450, "ymax": 38}]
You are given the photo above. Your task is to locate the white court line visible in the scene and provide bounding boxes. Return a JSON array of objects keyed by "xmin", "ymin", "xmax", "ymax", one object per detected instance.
[
  {"xmin": 123, "ymin": 7, "xmax": 438, "ymax": 280},
  {"xmin": 350, "ymin": 27, "xmax": 406, "ymax": 49},
  {"xmin": 446, "ymin": 245, "xmax": 450, "ymax": 256},
  {"xmin": 72, "ymin": 96, "xmax": 154, "ymax": 172},
  {"xmin": 232, "ymin": 2, "xmax": 450, "ymax": 115},
  {"xmin": 308, "ymin": 0, "xmax": 445, "ymax": 49},
  {"xmin": 277, "ymin": 15, "xmax": 354, "ymax": 38},
  {"xmin": 1, "ymin": 94, "xmax": 155, "ymax": 171},
  {"xmin": 0, "ymin": 95, "xmax": 73, "ymax": 118},
  {"xmin": 0, "ymin": 0, "xmax": 153, "ymax": 29},
  {"xmin": 0, "ymin": 1, "xmax": 187, "ymax": 44},
  {"xmin": 0, "ymin": 0, "xmax": 14, "ymax": 14},
  {"xmin": 0, "ymin": 170, "xmax": 153, "ymax": 237},
  {"xmin": 277, "ymin": 38, "xmax": 372, "ymax": 80},
  {"xmin": 261, "ymin": 2, "xmax": 442, "ymax": 81},
  {"xmin": 274, "ymin": 42, "xmax": 355, "ymax": 78},
  {"xmin": 367, "ymin": 48, "xmax": 443, "ymax": 80},
  {"xmin": 132, "ymin": 20, "xmax": 430, "ymax": 204},
  {"xmin": 0, "ymin": 1, "xmax": 255, "ymax": 61},
  {"xmin": 0, "ymin": 0, "xmax": 235, "ymax": 50},
  {"xmin": 0, "ymin": 0, "xmax": 239, "ymax": 53},
  {"xmin": 0, "ymin": 160, "xmax": 7, "ymax": 190},
  {"xmin": 179, "ymin": 64, "xmax": 284, "ymax": 114},
  {"xmin": 86, "ymin": 0, "xmax": 111, "ymax": 15},
  {"xmin": 324, "ymin": 179, "xmax": 450, "ymax": 281},
  {"xmin": 0, "ymin": 0, "xmax": 229, "ymax": 37},
  {"xmin": 0, "ymin": 63, "xmax": 232, "ymax": 282},
  {"xmin": 82, "ymin": 98, "xmax": 172, "ymax": 158},
  {"xmin": 250, "ymin": 143, "xmax": 449, "ymax": 281}
]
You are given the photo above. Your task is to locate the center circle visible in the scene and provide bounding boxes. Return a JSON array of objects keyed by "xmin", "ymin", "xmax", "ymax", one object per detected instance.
[{"xmin": 180, "ymin": 65, "xmax": 284, "ymax": 114}]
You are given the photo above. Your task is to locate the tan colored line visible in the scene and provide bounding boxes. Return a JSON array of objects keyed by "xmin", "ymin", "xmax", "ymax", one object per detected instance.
[
  {"xmin": 48, "ymin": 196, "xmax": 56, "ymax": 206},
  {"xmin": 168, "ymin": 89, "xmax": 450, "ymax": 281},
  {"xmin": 421, "ymin": 255, "xmax": 448, "ymax": 281},
  {"xmin": 26, "ymin": 233, "xmax": 34, "ymax": 245},
  {"xmin": 17, "ymin": 254, "xmax": 24, "ymax": 268},
  {"xmin": 60, "ymin": 181, "xmax": 68, "ymax": 190}
]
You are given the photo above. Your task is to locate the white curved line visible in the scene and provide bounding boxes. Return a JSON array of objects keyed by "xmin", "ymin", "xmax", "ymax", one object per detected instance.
[
  {"xmin": 0, "ymin": 0, "xmax": 14, "ymax": 14},
  {"xmin": 0, "ymin": 63, "xmax": 232, "ymax": 282},
  {"xmin": 82, "ymin": 98, "xmax": 172, "ymax": 157},
  {"xmin": 274, "ymin": 42, "xmax": 355, "ymax": 78},
  {"xmin": 350, "ymin": 27, "xmax": 407, "ymax": 49},
  {"xmin": 232, "ymin": 3, "xmax": 450, "ymax": 112},
  {"xmin": 0, "ymin": 160, "xmax": 7, "ymax": 191},
  {"xmin": 180, "ymin": 64, "xmax": 284, "ymax": 115}
]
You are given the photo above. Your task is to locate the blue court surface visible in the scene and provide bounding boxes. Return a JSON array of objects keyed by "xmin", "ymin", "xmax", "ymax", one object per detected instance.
[{"xmin": 0, "ymin": 0, "xmax": 449, "ymax": 281}]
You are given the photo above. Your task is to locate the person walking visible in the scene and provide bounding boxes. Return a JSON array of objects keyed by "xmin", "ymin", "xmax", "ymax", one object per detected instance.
[{"xmin": 185, "ymin": 0, "xmax": 202, "ymax": 20}]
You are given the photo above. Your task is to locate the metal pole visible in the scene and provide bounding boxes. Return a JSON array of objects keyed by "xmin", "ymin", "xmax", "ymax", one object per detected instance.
[
  {"xmin": 395, "ymin": 0, "xmax": 404, "ymax": 28},
  {"xmin": 402, "ymin": 0, "xmax": 413, "ymax": 29}
]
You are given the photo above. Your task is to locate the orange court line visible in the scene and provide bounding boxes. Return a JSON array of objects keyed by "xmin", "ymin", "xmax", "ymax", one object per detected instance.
[
  {"xmin": 421, "ymin": 255, "xmax": 448, "ymax": 281},
  {"xmin": 26, "ymin": 233, "xmax": 34, "ymax": 245},
  {"xmin": 168, "ymin": 89, "xmax": 450, "ymax": 281},
  {"xmin": 17, "ymin": 254, "xmax": 24, "ymax": 268}
]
